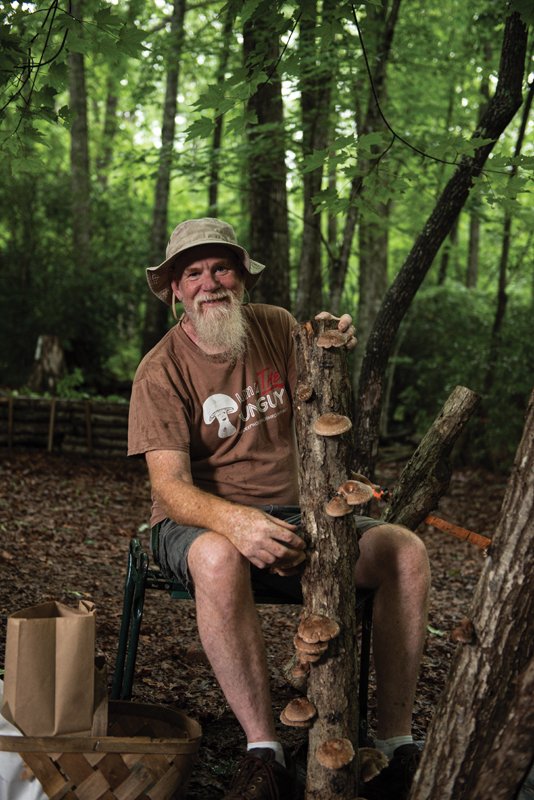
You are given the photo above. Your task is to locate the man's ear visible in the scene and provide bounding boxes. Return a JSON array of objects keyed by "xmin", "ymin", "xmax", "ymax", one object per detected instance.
[{"xmin": 171, "ymin": 278, "xmax": 182, "ymax": 302}]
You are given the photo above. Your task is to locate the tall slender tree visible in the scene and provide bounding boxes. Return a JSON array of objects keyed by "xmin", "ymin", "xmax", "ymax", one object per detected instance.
[
  {"xmin": 142, "ymin": 0, "xmax": 187, "ymax": 356},
  {"xmin": 69, "ymin": 0, "xmax": 91, "ymax": 272}
]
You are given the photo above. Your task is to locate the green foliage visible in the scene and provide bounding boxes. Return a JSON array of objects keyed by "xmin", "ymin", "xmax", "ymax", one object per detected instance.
[{"xmin": 392, "ymin": 286, "xmax": 534, "ymax": 468}]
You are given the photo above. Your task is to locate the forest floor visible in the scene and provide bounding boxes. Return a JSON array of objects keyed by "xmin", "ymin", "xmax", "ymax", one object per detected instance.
[{"xmin": 0, "ymin": 449, "xmax": 509, "ymax": 798}]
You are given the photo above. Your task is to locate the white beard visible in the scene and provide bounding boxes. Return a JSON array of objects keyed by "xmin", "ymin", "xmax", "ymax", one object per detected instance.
[{"xmin": 187, "ymin": 290, "xmax": 247, "ymax": 360}]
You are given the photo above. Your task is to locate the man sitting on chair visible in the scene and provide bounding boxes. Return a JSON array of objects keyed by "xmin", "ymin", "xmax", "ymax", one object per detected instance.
[{"xmin": 128, "ymin": 217, "xmax": 431, "ymax": 800}]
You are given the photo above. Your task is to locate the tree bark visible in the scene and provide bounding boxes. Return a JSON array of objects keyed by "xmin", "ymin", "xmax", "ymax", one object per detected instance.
[
  {"xmin": 141, "ymin": 0, "xmax": 187, "ymax": 355},
  {"xmin": 294, "ymin": 0, "xmax": 338, "ymax": 320},
  {"xmin": 409, "ymin": 388, "xmax": 534, "ymax": 800},
  {"xmin": 483, "ymin": 77, "xmax": 533, "ymax": 396},
  {"xmin": 331, "ymin": 0, "xmax": 402, "ymax": 318},
  {"xmin": 207, "ymin": 4, "xmax": 234, "ymax": 217},
  {"xmin": 68, "ymin": 0, "xmax": 91, "ymax": 269},
  {"xmin": 383, "ymin": 385, "xmax": 480, "ymax": 529},
  {"xmin": 243, "ymin": 1, "xmax": 290, "ymax": 309},
  {"xmin": 353, "ymin": 12, "xmax": 528, "ymax": 476},
  {"xmin": 293, "ymin": 320, "xmax": 360, "ymax": 800}
]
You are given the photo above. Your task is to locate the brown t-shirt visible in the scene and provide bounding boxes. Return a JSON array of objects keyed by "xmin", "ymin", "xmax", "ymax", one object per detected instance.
[{"xmin": 128, "ymin": 304, "xmax": 299, "ymax": 525}]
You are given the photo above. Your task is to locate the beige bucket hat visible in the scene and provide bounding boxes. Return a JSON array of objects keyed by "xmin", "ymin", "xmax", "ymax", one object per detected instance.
[{"xmin": 146, "ymin": 217, "xmax": 266, "ymax": 305}]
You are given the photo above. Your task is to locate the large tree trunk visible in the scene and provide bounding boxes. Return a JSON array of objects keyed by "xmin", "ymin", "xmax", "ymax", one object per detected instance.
[
  {"xmin": 243, "ymin": 1, "xmax": 290, "ymax": 309},
  {"xmin": 353, "ymin": 12, "xmax": 528, "ymax": 476},
  {"xmin": 409, "ymin": 389, "xmax": 534, "ymax": 800},
  {"xmin": 293, "ymin": 320, "xmax": 360, "ymax": 799},
  {"xmin": 141, "ymin": 0, "xmax": 187, "ymax": 355},
  {"xmin": 68, "ymin": 0, "xmax": 91, "ymax": 270}
]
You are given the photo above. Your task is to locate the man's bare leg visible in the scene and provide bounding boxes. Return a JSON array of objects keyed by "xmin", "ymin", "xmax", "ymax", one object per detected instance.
[
  {"xmin": 188, "ymin": 531, "xmax": 277, "ymax": 743},
  {"xmin": 356, "ymin": 524, "xmax": 430, "ymax": 738}
]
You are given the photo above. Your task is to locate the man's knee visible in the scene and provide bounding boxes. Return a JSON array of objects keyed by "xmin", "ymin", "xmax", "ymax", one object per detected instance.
[
  {"xmin": 358, "ymin": 523, "xmax": 430, "ymax": 590},
  {"xmin": 188, "ymin": 531, "xmax": 247, "ymax": 585}
]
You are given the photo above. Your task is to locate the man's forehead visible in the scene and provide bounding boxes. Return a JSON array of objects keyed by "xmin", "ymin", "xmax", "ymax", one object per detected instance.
[{"xmin": 176, "ymin": 244, "xmax": 239, "ymax": 271}]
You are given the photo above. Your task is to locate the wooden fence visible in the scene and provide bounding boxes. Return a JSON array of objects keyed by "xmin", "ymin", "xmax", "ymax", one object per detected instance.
[{"xmin": 0, "ymin": 396, "xmax": 129, "ymax": 457}]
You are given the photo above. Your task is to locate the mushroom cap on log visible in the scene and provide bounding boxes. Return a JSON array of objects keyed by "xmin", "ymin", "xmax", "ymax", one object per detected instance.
[
  {"xmin": 280, "ymin": 697, "xmax": 317, "ymax": 728},
  {"xmin": 313, "ymin": 412, "xmax": 352, "ymax": 436},
  {"xmin": 298, "ymin": 614, "xmax": 341, "ymax": 644},
  {"xmin": 337, "ymin": 479, "xmax": 374, "ymax": 505},
  {"xmin": 325, "ymin": 495, "xmax": 353, "ymax": 517},
  {"xmin": 316, "ymin": 330, "xmax": 353, "ymax": 348},
  {"xmin": 293, "ymin": 633, "xmax": 329, "ymax": 655},
  {"xmin": 316, "ymin": 737, "xmax": 355, "ymax": 769}
]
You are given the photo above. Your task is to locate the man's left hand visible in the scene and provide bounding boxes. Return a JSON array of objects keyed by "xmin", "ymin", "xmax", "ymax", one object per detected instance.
[{"xmin": 315, "ymin": 311, "xmax": 357, "ymax": 351}]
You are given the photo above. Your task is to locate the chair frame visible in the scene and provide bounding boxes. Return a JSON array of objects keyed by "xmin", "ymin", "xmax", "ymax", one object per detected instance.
[{"xmin": 112, "ymin": 537, "xmax": 374, "ymax": 746}]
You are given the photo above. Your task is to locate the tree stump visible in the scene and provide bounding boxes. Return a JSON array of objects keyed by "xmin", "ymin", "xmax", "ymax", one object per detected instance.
[
  {"xmin": 293, "ymin": 319, "xmax": 360, "ymax": 799},
  {"xmin": 27, "ymin": 335, "xmax": 66, "ymax": 393}
]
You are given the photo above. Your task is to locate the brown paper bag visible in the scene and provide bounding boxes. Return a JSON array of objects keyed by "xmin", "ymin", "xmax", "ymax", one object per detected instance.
[{"xmin": 2, "ymin": 600, "xmax": 96, "ymax": 736}]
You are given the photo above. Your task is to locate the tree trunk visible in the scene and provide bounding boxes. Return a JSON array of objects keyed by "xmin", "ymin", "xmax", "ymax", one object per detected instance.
[
  {"xmin": 294, "ymin": 0, "xmax": 337, "ymax": 320},
  {"xmin": 207, "ymin": 4, "xmax": 234, "ymax": 217},
  {"xmin": 243, "ymin": 1, "xmax": 290, "ymax": 309},
  {"xmin": 466, "ymin": 211, "xmax": 480, "ymax": 288},
  {"xmin": 293, "ymin": 319, "xmax": 360, "ymax": 800},
  {"xmin": 436, "ymin": 218, "xmax": 458, "ymax": 285},
  {"xmin": 383, "ymin": 385, "xmax": 480, "ymax": 528},
  {"xmin": 353, "ymin": 12, "xmax": 528, "ymax": 476},
  {"xmin": 466, "ymin": 60, "xmax": 491, "ymax": 290},
  {"xmin": 409, "ymin": 389, "xmax": 534, "ymax": 800},
  {"xmin": 483, "ymin": 77, "xmax": 533, "ymax": 396},
  {"xmin": 68, "ymin": 0, "xmax": 91, "ymax": 270},
  {"xmin": 331, "ymin": 0, "xmax": 402, "ymax": 316},
  {"xmin": 141, "ymin": 0, "xmax": 187, "ymax": 356}
]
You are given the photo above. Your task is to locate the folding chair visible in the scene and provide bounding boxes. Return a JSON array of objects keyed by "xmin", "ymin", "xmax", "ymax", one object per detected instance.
[{"xmin": 112, "ymin": 536, "xmax": 374, "ymax": 746}]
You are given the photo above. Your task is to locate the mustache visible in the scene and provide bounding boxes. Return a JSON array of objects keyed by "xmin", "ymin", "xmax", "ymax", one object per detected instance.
[{"xmin": 194, "ymin": 290, "xmax": 232, "ymax": 307}]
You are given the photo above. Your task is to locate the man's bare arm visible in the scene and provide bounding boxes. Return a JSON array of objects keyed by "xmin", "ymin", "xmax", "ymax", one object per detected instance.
[{"xmin": 145, "ymin": 449, "xmax": 306, "ymax": 572}]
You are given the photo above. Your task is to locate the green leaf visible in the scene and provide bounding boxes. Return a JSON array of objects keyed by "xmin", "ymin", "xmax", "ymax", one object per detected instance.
[
  {"xmin": 185, "ymin": 116, "xmax": 215, "ymax": 141},
  {"xmin": 117, "ymin": 25, "xmax": 147, "ymax": 58}
]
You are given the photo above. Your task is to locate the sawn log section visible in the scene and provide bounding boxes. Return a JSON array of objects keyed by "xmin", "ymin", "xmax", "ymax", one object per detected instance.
[{"xmin": 293, "ymin": 319, "xmax": 360, "ymax": 800}]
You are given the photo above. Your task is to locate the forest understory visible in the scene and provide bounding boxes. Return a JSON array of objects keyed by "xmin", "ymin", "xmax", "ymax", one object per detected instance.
[{"xmin": 0, "ymin": 450, "xmax": 507, "ymax": 798}]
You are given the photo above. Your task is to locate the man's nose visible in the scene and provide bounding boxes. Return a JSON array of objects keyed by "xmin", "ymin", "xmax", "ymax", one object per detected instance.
[{"xmin": 201, "ymin": 271, "xmax": 220, "ymax": 291}]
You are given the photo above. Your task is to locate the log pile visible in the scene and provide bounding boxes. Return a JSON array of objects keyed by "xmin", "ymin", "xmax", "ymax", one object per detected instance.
[{"xmin": 0, "ymin": 396, "xmax": 129, "ymax": 457}]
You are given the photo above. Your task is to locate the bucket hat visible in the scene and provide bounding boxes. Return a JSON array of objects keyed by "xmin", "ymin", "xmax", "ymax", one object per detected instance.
[{"xmin": 146, "ymin": 218, "xmax": 266, "ymax": 305}]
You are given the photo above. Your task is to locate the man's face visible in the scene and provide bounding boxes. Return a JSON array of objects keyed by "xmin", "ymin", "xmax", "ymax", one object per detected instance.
[
  {"xmin": 171, "ymin": 244, "xmax": 247, "ymax": 357},
  {"xmin": 171, "ymin": 244, "xmax": 245, "ymax": 315}
]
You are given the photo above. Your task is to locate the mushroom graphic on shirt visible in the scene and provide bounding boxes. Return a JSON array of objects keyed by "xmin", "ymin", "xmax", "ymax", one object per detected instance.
[{"xmin": 203, "ymin": 393, "xmax": 239, "ymax": 438}]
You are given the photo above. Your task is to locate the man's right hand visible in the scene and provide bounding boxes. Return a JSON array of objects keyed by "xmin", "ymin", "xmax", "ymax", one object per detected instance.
[{"xmin": 227, "ymin": 508, "xmax": 307, "ymax": 572}]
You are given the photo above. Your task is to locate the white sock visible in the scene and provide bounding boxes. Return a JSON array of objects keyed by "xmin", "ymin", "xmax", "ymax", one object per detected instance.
[
  {"xmin": 247, "ymin": 740, "xmax": 286, "ymax": 767},
  {"xmin": 375, "ymin": 735, "xmax": 414, "ymax": 760}
]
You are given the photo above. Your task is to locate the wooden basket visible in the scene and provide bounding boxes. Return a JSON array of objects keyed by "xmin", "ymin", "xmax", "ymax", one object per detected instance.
[{"xmin": 0, "ymin": 700, "xmax": 202, "ymax": 800}]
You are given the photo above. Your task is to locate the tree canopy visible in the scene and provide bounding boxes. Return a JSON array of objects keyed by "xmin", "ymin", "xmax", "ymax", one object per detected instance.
[{"xmin": 0, "ymin": 0, "xmax": 532, "ymax": 467}]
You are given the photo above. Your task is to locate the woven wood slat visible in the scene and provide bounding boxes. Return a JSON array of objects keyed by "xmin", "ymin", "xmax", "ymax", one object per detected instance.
[
  {"xmin": 20, "ymin": 751, "xmax": 73, "ymax": 800},
  {"xmin": 92, "ymin": 752, "xmax": 131, "ymax": 786},
  {"xmin": 146, "ymin": 764, "xmax": 182, "ymax": 800},
  {"xmin": 0, "ymin": 702, "xmax": 201, "ymax": 800}
]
